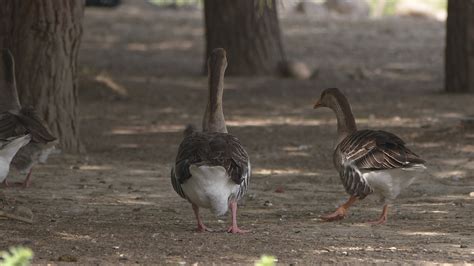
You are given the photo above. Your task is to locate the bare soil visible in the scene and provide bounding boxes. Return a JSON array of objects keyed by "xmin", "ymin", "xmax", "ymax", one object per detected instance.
[{"xmin": 1, "ymin": 0, "xmax": 473, "ymax": 264}]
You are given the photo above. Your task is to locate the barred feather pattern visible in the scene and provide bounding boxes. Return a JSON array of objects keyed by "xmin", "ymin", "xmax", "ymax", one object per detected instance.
[
  {"xmin": 334, "ymin": 129, "xmax": 425, "ymax": 199},
  {"xmin": 171, "ymin": 131, "xmax": 250, "ymax": 202},
  {"xmin": 0, "ymin": 108, "xmax": 56, "ymax": 143}
]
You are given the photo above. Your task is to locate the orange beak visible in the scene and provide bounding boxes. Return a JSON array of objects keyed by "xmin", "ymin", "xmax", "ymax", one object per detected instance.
[{"xmin": 313, "ymin": 99, "xmax": 322, "ymax": 109}]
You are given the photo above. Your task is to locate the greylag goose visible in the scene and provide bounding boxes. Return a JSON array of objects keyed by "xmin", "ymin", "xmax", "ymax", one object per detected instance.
[
  {"xmin": 171, "ymin": 48, "xmax": 250, "ymax": 233},
  {"xmin": 0, "ymin": 49, "xmax": 57, "ymax": 188},
  {"xmin": 313, "ymin": 88, "xmax": 426, "ymax": 224},
  {"xmin": 0, "ymin": 135, "xmax": 31, "ymax": 185}
]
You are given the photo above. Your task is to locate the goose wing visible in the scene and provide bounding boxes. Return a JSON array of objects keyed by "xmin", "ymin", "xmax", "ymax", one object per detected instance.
[
  {"xmin": 171, "ymin": 132, "xmax": 250, "ymax": 199},
  {"xmin": 336, "ymin": 130, "xmax": 425, "ymax": 198},
  {"xmin": 0, "ymin": 108, "xmax": 56, "ymax": 143}
]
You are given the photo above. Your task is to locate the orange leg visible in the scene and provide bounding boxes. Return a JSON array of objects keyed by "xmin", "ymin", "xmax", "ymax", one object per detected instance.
[
  {"xmin": 321, "ymin": 195, "xmax": 358, "ymax": 222},
  {"xmin": 367, "ymin": 204, "xmax": 389, "ymax": 225},
  {"xmin": 226, "ymin": 201, "xmax": 249, "ymax": 234},
  {"xmin": 192, "ymin": 203, "xmax": 212, "ymax": 232}
]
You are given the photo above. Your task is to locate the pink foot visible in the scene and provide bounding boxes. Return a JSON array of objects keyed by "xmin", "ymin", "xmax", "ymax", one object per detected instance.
[
  {"xmin": 196, "ymin": 224, "xmax": 213, "ymax": 232},
  {"xmin": 367, "ymin": 217, "xmax": 387, "ymax": 225},
  {"xmin": 227, "ymin": 225, "xmax": 249, "ymax": 234},
  {"xmin": 367, "ymin": 205, "xmax": 388, "ymax": 225},
  {"xmin": 321, "ymin": 207, "xmax": 347, "ymax": 222}
]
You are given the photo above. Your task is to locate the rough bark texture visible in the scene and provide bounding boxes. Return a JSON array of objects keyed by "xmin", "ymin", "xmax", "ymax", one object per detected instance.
[
  {"xmin": 204, "ymin": 0, "xmax": 285, "ymax": 76},
  {"xmin": 445, "ymin": 0, "xmax": 474, "ymax": 93},
  {"xmin": 0, "ymin": 0, "xmax": 85, "ymax": 152}
]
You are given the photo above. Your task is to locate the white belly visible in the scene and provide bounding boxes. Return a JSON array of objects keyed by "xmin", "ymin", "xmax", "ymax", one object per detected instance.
[
  {"xmin": 0, "ymin": 161, "xmax": 10, "ymax": 182},
  {"xmin": 181, "ymin": 165, "xmax": 239, "ymax": 216},
  {"xmin": 362, "ymin": 164, "xmax": 426, "ymax": 202},
  {"xmin": 0, "ymin": 135, "xmax": 31, "ymax": 181}
]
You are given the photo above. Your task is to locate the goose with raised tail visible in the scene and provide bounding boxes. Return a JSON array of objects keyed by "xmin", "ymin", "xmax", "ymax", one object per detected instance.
[
  {"xmin": 0, "ymin": 49, "xmax": 57, "ymax": 188},
  {"xmin": 171, "ymin": 48, "xmax": 250, "ymax": 233},
  {"xmin": 313, "ymin": 88, "xmax": 426, "ymax": 224}
]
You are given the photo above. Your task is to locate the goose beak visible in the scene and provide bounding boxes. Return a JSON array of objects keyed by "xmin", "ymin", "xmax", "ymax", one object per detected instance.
[{"xmin": 313, "ymin": 99, "xmax": 322, "ymax": 109}]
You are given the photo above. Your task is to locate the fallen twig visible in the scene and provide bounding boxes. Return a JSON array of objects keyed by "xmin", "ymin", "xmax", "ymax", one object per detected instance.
[{"xmin": 0, "ymin": 210, "xmax": 33, "ymax": 224}]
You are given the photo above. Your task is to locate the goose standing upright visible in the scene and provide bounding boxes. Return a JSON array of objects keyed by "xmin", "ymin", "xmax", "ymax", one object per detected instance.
[
  {"xmin": 0, "ymin": 49, "xmax": 57, "ymax": 188},
  {"xmin": 313, "ymin": 88, "xmax": 426, "ymax": 224},
  {"xmin": 171, "ymin": 48, "xmax": 250, "ymax": 233}
]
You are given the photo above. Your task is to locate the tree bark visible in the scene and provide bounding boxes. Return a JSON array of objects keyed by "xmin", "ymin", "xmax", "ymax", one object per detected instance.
[
  {"xmin": 445, "ymin": 0, "xmax": 474, "ymax": 93},
  {"xmin": 0, "ymin": 0, "xmax": 85, "ymax": 152},
  {"xmin": 204, "ymin": 0, "xmax": 285, "ymax": 76}
]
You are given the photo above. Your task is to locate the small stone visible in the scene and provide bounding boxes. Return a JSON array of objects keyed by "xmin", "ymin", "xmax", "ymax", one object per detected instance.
[
  {"xmin": 460, "ymin": 244, "xmax": 467, "ymax": 248},
  {"xmin": 278, "ymin": 60, "xmax": 312, "ymax": 80},
  {"xmin": 57, "ymin": 255, "xmax": 78, "ymax": 262},
  {"xmin": 263, "ymin": 201, "xmax": 273, "ymax": 207},
  {"xmin": 469, "ymin": 192, "xmax": 474, "ymax": 197},
  {"xmin": 274, "ymin": 187, "xmax": 285, "ymax": 193},
  {"xmin": 119, "ymin": 254, "xmax": 128, "ymax": 261},
  {"xmin": 71, "ymin": 165, "xmax": 80, "ymax": 170}
]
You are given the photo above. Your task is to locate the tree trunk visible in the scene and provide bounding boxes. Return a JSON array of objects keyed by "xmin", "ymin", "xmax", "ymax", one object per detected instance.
[
  {"xmin": 445, "ymin": 0, "xmax": 474, "ymax": 93},
  {"xmin": 0, "ymin": 0, "xmax": 85, "ymax": 152},
  {"xmin": 204, "ymin": 0, "xmax": 285, "ymax": 76}
]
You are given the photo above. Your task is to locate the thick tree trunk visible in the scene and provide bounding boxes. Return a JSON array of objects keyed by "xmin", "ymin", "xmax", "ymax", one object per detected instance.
[
  {"xmin": 445, "ymin": 0, "xmax": 474, "ymax": 93},
  {"xmin": 0, "ymin": 0, "xmax": 85, "ymax": 152},
  {"xmin": 204, "ymin": 0, "xmax": 285, "ymax": 76}
]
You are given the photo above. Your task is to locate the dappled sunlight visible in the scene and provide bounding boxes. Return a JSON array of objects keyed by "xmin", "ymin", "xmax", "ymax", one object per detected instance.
[
  {"xmin": 438, "ymin": 112, "xmax": 465, "ymax": 119},
  {"xmin": 56, "ymin": 232, "xmax": 93, "ymax": 241},
  {"xmin": 457, "ymin": 145, "xmax": 474, "ymax": 154},
  {"xmin": 108, "ymin": 124, "xmax": 184, "ymax": 135},
  {"xmin": 227, "ymin": 117, "xmax": 331, "ymax": 127},
  {"xmin": 117, "ymin": 143, "xmax": 140, "ymax": 148},
  {"xmin": 253, "ymin": 168, "xmax": 320, "ymax": 177},
  {"xmin": 414, "ymin": 142, "xmax": 445, "ymax": 148},
  {"xmin": 438, "ymin": 158, "xmax": 470, "ymax": 166},
  {"xmin": 226, "ymin": 115, "xmax": 425, "ymax": 128},
  {"xmin": 126, "ymin": 169, "xmax": 157, "ymax": 175},
  {"xmin": 433, "ymin": 170, "xmax": 467, "ymax": 179},
  {"xmin": 127, "ymin": 40, "xmax": 194, "ymax": 51},
  {"xmin": 282, "ymin": 145, "xmax": 313, "ymax": 157},
  {"xmin": 114, "ymin": 198, "xmax": 154, "ymax": 206},
  {"xmin": 77, "ymin": 165, "xmax": 114, "ymax": 171},
  {"xmin": 95, "ymin": 73, "xmax": 129, "ymax": 97},
  {"xmin": 400, "ymin": 231, "xmax": 446, "ymax": 236},
  {"xmin": 125, "ymin": 76, "xmax": 238, "ymax": 91}
]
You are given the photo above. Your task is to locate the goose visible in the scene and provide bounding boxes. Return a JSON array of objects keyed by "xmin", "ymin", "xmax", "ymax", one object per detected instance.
[
  {"xmin": 0, "ymin": 135, "xmax": 32, "ymax": 185},
  {"xmin": 171, "ymin": 48, "xmax": 250, "ymax": 233},
  {"xmin": 0, "ymin": 49, "xmax": 57, "ymax": 188},
  {"xmin": 313, "ymin": 88, "xmax": 426, "ymax": 224}
]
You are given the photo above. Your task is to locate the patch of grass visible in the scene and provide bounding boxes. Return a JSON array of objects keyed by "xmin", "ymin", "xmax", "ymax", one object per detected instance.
[
  {"xmin": 255, "ymin": 255, "xmax": 277, "ymax": 266},
  {"xmin": 0, "ymin": 247, "xmax": 33, "ymax": 266}
]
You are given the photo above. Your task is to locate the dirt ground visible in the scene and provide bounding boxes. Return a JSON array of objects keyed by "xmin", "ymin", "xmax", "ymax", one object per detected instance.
[{"xmin": 1, "ymin": 0, "xmax": 473, "ymax": 264}]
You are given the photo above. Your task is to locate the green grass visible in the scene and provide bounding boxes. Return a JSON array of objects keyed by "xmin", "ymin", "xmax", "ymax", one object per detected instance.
[{"xmin": 0, "ymin": 247, "xmax": 33, "ymax": 266}]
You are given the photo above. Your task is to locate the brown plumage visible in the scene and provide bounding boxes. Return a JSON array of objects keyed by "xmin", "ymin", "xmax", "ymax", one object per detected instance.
[
  {"xmin": 170, "ymin": 48, "xmax": 250, "ymax": 233},
  {"xmin": 334, "ymin": 129, "xmax": 425, "ymax": 199},
  {"xmin": 172, "ymin": 131, "xmax": 250, "ymax": 200},
  {"xmin": 0, "ymin": 49, "xmax": 56, "ymax": 187},
  {"xmin": 314, "ymin": 88, "xmax": 426, "ymax": 224}
]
